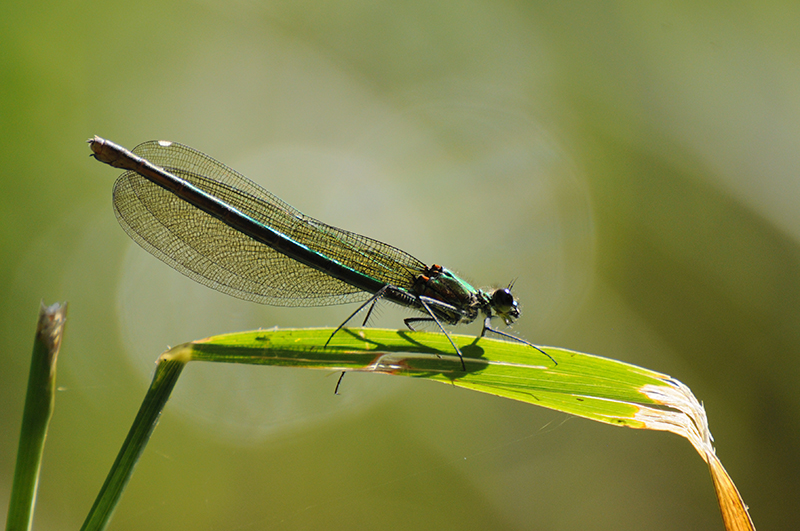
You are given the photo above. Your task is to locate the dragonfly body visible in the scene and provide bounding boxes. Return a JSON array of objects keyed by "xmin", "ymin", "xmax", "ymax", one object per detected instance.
[{"xmin": 89, "ymin": 136, "xmax": 552, "ymax": 368}]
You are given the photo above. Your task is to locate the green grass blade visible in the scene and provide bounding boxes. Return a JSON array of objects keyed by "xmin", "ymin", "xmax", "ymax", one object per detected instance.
[
  {"xmin": 80, "ymin": 350, "xmax": 188, "ymax": 531},
  {"xmin": 6, "ymin": 303, "xmax": 67, "ymax": 531},
  {"xmin": 190, "ymin": 327, "xmax": 752, "ymax": 530},
  {"xmin": 189, "ymin": 327, "xmax": 673, "ymax": 429},
  {"xmin": 85, "ymin": 327, "xmax": 753, "ymax": 531}
]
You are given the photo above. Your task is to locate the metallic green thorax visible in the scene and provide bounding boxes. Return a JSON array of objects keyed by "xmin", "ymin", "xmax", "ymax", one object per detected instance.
[{"xmin": 409, "ymin": 264, "xmax": 521, "ymax": 327}]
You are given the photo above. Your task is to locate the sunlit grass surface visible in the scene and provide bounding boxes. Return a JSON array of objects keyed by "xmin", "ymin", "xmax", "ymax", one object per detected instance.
[{"xmin": 79, "ymin": 328, "xmax": 751, "ymax": 531}]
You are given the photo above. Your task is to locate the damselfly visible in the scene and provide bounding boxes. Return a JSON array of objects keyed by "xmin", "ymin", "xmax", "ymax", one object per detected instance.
[{"xmin": 89, "ymin": 136, "xmax": 555, "ymax": 370}]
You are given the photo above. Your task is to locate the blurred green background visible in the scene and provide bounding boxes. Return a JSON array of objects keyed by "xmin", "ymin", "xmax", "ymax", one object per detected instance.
[{"xmin": 2, "ymin": 1, "xmax": 798, "ymax": 529}]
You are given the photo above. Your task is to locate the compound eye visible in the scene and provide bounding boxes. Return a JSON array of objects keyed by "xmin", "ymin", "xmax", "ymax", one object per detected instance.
[
  {"xmin": 491, "ymin": 288, "xmax": 520, "ymax": 324},
  {"xmin": 492, "ymin": 288, "xmax": 515, "ymax": 309}
]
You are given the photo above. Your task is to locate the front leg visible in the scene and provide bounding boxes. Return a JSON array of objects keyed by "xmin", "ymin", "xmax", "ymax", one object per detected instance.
[{"xmin": 481, "ymin": 316, "xmax": 557, "ymax": 365}]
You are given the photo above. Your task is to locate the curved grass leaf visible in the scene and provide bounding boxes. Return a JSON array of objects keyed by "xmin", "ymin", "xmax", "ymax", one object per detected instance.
[{"xmin": 81, "ymin": 327, "xmax": 754, "ymax": 531}]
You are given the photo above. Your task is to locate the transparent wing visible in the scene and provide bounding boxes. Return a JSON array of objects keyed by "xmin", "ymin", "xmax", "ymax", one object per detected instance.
[{"xmin": 112, "ymin": 140, "xmax": 426, "ymax": 307}]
